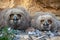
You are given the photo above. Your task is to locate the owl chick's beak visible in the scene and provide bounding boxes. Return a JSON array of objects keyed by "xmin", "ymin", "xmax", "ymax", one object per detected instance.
[
  {"xmin": 13, "ymin": 15, "xmax": 18, "ymax": 24},
  {"xmin": 43, "ymin": 22, "xmax": 49, "ymax": 28}
]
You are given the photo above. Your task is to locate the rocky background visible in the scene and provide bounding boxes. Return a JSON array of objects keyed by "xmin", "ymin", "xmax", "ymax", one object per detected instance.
[
  {"xmin": 0, "ymin": 0, "xmax": 60, "ymax": 20},
  {"xmin": 0, "ymin": 0, "xmax": 60, "ymax": 40}
]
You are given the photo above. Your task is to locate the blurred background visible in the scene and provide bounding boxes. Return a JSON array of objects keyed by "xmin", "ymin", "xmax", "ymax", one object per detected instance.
[{"xmin": 0, "ymin": 0, "xmax": 60, "ymax": 20}]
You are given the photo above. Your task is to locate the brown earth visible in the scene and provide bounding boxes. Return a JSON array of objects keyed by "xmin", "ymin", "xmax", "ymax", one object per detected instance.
[{"xmin": 0, "ymin": 0, "xmax": 60, "ymax": 15}]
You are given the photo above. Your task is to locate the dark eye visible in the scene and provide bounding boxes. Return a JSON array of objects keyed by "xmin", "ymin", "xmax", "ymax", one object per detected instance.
[
  {"xmin": 40, "ymin": 20, "xmax": 44, "ymax": 23},
  {"xmin": 17, "ymin": 14, "xmax": 21, "ymax": 17},
  {"xmin": 48, "ymin": 19, "xmax": 52, "ymax": 24},
  {"xmin": 10, "ymin": 14, "xmax": 14, "ymax": 20},
  {"xmin": 10, "ymin": 14, "xmax": 14, "ymax": 17}
]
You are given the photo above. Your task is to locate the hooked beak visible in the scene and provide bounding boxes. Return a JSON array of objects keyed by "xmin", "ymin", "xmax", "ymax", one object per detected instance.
[{"xmin": 13, "ymin": 15, "xmax": 18, "ymax": 24}]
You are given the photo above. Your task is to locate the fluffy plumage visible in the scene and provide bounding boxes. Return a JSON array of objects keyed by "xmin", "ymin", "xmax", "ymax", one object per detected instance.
[
  {"xmin": 0, "ymin": 7, "xmax": 31, "ymax": 30},
  {"xmin": 31, "ymin": 12, "xmax": 60, "ymax": 32}
]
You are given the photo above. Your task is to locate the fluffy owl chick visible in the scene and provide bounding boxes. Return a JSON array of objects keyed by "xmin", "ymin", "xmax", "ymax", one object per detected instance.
[
  {"xmin": 0, "ymin": 7, "xmax": 31, "ymax": 30},
  {"xmin": 31, "ymin": 12, "xmax": 60, "ymax": 32}
]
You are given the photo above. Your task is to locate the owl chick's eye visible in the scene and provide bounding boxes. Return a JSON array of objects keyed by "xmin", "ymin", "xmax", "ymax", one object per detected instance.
[
  {"xmin": 10, "ymin": 14, "xmax": 14, "ymax": 17},
  {"xmin": 17, "ymin": 14, "xmax": 21, "ymax": 18},
  {"xmin": 48, "ymin": 19, "xmax": 52, "ymax": 24},
  {"xmin": 40, "ymin": 19, "xmax": 44, "ymax": 23},
  {"xmin": 9, "ymin": 14, "xmax": 14, "ymax": 20}
]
